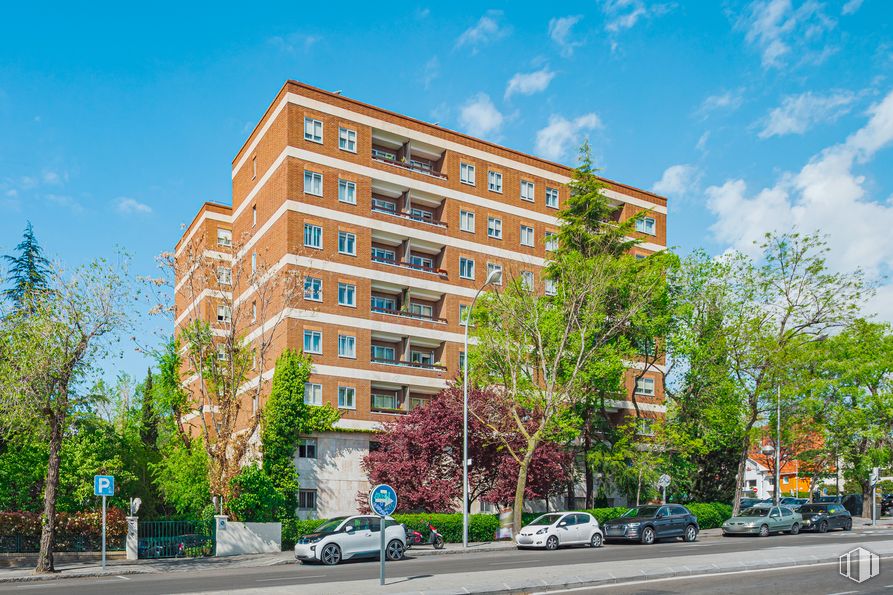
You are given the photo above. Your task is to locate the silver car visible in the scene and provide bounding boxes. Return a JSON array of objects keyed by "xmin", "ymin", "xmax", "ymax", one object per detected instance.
[{"xmin": 516, "ymin": 512, "xmax": 604, "ymax": 550}]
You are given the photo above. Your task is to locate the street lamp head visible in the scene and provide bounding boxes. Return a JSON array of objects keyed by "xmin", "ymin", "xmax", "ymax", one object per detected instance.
[
  {"xmin": 761, "ymin": 445, "xmax": 775, "ymax": 455},
  {"xmin": 485, "ymin": 269, "xmax": 502, "ymax": 285}
]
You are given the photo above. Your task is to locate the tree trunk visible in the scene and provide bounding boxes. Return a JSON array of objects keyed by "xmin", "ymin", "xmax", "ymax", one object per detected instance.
[
  {"xmin": 583, "ymin": 413, "xmax": 594, "ymax": 509},
  {"xmin": 636, "ymin": 468, "xmax": 642, "ymax": 506},
  {"xmin": 512, "ymin": 443, "xmax": 538, "ymax": 534},
  {"xmin": 861, "ymin": 480, "xmax": 872, "ymax": 519},
  {"xmin": 732, "ymin": 436, "xmax": 751, "ymax": 517},
  {"xmin": 36, "ymin": 413, "xmax": 62, "ymax": 574},
  {"xmin": 566, "ymin": 480, "xmax": 575, "ymax": 510}
]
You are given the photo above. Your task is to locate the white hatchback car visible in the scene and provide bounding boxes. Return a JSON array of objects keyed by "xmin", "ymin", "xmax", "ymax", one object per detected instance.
[
  {"xmin": 294, "ymin": 515, "xmax": 406, "ymax": 565},
  {"xmin": 516, "ymin": 512, "xmax": 604, "ymax": 550}
]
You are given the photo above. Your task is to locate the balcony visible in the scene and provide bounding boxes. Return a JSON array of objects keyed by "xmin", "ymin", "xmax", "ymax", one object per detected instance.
[
  {"xmin": 371, "ymin": 204, "xmax": 447, "ymax": 229},
  {"xmin": 370, "ymin": 304, "xmax": 447, "ymax": 324},
  {"xmin": 371, "ymin": 147, "xmax": 447, "ymax": 180},
  {"xmin": 371, "ymin": 357, "xmax": 447, "ymax": 372},
  {"xmin": 371, "ymin": 253, "xmax": 448, "ymax": 278}
]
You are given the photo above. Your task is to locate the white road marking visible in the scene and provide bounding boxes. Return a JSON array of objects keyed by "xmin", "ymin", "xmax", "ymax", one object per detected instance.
[
  {"xmin": 256, "ymin": 574, "xmax": 326, "ymax": 582},
  {"xmin": 116, "ymin": 576, "xmax": 131, "ymax": 580},
  {"xmin": 825, "ymin": 591, "xmax": 858, "ymax": 595},
  {"xmin": 489, "ymin": 559, "xmax": 540, "ymax": 565}
]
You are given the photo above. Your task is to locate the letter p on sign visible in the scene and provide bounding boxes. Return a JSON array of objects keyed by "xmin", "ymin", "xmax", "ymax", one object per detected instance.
[{"xmin": 94, "ymin": 475, "xmax": 114, "ymax": 497}]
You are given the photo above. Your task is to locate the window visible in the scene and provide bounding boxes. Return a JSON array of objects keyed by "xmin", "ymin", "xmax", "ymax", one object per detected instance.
[
  {"xmin": 372, "ymin": 345, "xmax": 396, "ymax": 361},
  {"xmin": 304, "ymin": 223, "xmax": 322, "ymax": 249},
  {"xmin": 304, "ymin": 276, "xmax": 322, "ymax": 301},
  {"xmin": 459, "ymin": 257, "xmax": 475, "ymax": 280},
  {"xmin": 371, "ymin": 197, "xmax": 396, "ymax": 212},
  {"xmin": 338, "ymin": 282, "xmax": 356, "ymax": 307},
  {"xmin": 251, "ymin": 252, "xmax": 257, "ymax": 274},
  {"xmin": 372, "ymin": 393, "xmax": 398, "ymax": 409},
  {"xmin": 369, "ymin": 441, "xmax": 381, "ymax": 452},
  {"xmin": 338, "ymin": 231, "xmax": 356, "ymax": 255},
  {"xmin": 487, "ymin": 170, "xmax": 503, "ymax": 193},
  {"xmin": 297, "ymin": 489, "xmax": 317, "ymax": 510},
  {"xmin": 411, "ymin": 351, "xmax": 433, "ymax": 365},
  {"xmin": 635, "ymin": 377, "xmax": 655, "ymax": 396},
  {"xmin": 459, "ymin": 351, "xmax": 466, "ymax": 370},
  {"xmin": 460, "ymin": 162, "xmax": 476, "ymax": 185},
  {"xmin": 410, "ymin": 254, "xmax": 434, "ymax": 270},
  {"xmin": 338, "ymin": 127, "xmax": 357, "ymax": 152},
  {"xmin": 303, "ymin": 330, "xmax": 322, "ymax": 354},
  {"xmin": 303, "ymin": 383, "xmax": 322, "ymax": 406},
  {"xmin": 216, "ymin": 267, "xmax": 231, "ymax": 285},
  {"xmin": 544, "ymin": 278, "xmax": 557, "ymax": 296},
  {"xmin": 636, "ymin": 217, "xmax": 657, "ymax": 235},
  {"xmin": 371, "ymin": 295, "xmax": 396, "ymax": 311},
  {"xmin": 409, "ymin": 302, "xmax": 433, "ymax": 318},
  {"xmin": 520, "ymin": 225, "xmax": 535, "ymax": 247},
  {"xmin": 252, "ymin": 155, "xmax": 257, "ymax": 180},
  {"xmin": 217, "ymin": 228, "xmax": 232, "ymax": 247},
  {"xmin": 487, "ymin": 217, "xmax": 502, "ymax": 239},
  {"xmin": 304, "ymin": 117, "xmax": 323, "ymax": 143},
  {"xmin": 546, "ymin": 187, "xmax": 559, "ymax": 209},
  {"xmin": 338, "ymin": 386, "xmax": 356, "ymax": 409},
  {"xmin": 459, "ymin": 304, "xmax": 469, "ymax": 326},
  {"xmin": 636, "ymin": 338, "xmax": 656, "ymax": 356},
  {"xmin": 216, "ymin": 344, "xmax": 227, "ymax": 362},
  {"xmin": 371, "ymin": 247, "xmax": 396, "ymax": 262},
  {"xmin": 545, "ymin": 231, "xmax": 558, "ymax": 252},
  {"xmin": 409, "ymin": 397, "xmax": 428, "ymax": 410},
  {"xmin": 252, "ymin": 205, "xmax": 257, "ymax": 226},
  {"xmin": 459, "ymin": 210, "xmax": 475, "ymax": 233},
  {"xmin": 338, "ymin": 179, "xmax": 356, "ymax": 204},
  {"xmin": 521, "ymin": 271, "xmax": 534, "ymax": 291},
  {"xmin": 297, "ymin": 438, "xmax": 317, "ymax": 458},
  {"xmin": 637, "ymin": 418, "xmax": 655, "ymax": 436},
  {"xmin": 216, "ymin": 305, "xmax": 231, "ymax": 323},
  {"xmin": 487, "ymin": 263, "xmax": 503, "ymax": 285},
  {"xmin": 304, "ymin": 170, "xmax": 323, "ymax": 196},
  {"xmin": 520, "ymin": 180, "xmax": 535, "ymax": 202},
  {"xmin": 338, "ymin": 335, "xmax": 356, "ymax": 358}
]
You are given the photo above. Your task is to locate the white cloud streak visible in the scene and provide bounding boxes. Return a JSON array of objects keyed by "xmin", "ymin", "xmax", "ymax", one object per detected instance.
[
  {"xmin": 535, "ymin": 113, "xmax": 602, "ymax": 162},
  {"xmin": 458, "ymin": 93, "xmax": 504, "ymax": 139},
  {"xmin": 505, "ymin": 68, "xmax": 556, "ymax": 99},
  {"xmin": 758, "ymin": 90, "xmax": 857, "ymax": 138},
  {"xmin": 548, "ymin": 15, "xmax": 584, "ymax": 56}
]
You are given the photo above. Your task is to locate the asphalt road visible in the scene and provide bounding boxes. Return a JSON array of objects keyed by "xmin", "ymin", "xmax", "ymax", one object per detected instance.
[{"xmin": 2, "ymin": 531, "xmax": 892, "ymax": 594}]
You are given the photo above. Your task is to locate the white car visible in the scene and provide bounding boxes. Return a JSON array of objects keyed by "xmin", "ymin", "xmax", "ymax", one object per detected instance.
[
  {"xmin": 516, "ymin": 512, "xmax": 604, "ymax": 550},
  {"xmin": 294, "ymin": 515, "xmax": 406, "ymax": 565}
]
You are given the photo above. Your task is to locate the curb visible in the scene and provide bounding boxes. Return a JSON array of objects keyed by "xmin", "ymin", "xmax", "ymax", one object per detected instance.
[{"xmin": 0, "ymin": 568, "xmax": 152, "ymax": 584}]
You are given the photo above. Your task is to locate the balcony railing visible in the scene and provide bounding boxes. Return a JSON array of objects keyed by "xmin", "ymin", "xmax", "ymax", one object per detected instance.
[
  {"xmin": 371, "ymin": 254, "xmax": 448, "ymax": 278},
  {"xmin": 371, "ymin": 357, "xmax": 447, "ymax": 372},
  {"xmin": 371, "ymin": 149, "xmax": 447, "ymax": 180},
  {"xmin": 371, "ymin": 305, "xmax": 447, "ymax": 324},
  {"xmin": 371, "ymin": 205, "xmax": 448, "ymax": 229}
]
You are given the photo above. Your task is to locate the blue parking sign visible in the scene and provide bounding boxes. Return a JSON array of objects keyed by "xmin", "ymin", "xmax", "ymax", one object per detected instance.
[
  {"xmin": 369, "ymin": 484, "xmax": 398, "ymax": 516},
  {"xmin": 94, "ymin": 475, "xmax": 114, "ymax": 497}
]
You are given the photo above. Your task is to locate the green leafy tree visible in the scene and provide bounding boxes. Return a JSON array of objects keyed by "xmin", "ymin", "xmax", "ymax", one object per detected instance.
[
  {"xmin": 228, "ymin": 464, "xmax": 286, "ymax": 522},
  {"xmin": 2, "ymin": 222, "xmax": 51, "ymax": 310},
  {"xmin": 149, "ymin": 437, "xmax": 211, "ymax": 516}
]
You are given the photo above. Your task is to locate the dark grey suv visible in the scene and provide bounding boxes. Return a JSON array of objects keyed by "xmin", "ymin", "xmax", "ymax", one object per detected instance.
[{"xmin": 603, "ymin": 504, "xmax": 699, "ymax": 545}]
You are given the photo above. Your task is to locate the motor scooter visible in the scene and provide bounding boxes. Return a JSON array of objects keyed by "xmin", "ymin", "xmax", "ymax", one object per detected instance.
[{"xmin": 404, "ymin": 520, "xmax": 445, "ymax": 549}]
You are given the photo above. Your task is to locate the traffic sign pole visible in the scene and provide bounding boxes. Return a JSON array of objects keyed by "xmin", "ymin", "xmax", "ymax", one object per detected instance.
[
  {"xmin": 369, "ymin": 484, "xmax": 398, "ymax": 587},
  {"xmin": 93, "ymin": 475, "xmax": 114, "ymax": 572},
  {"xmin": 101, "ymin": 495, "xmax": 106, "ymax": 571},
  {"xmin": 380, "ymin": 516, "xmax": 385, "ymax": 586}
]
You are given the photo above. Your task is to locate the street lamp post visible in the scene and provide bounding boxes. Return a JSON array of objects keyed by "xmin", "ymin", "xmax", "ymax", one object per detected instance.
[
  {"xmin": 775, "ymin": 385, "xmax": 781, "ymax": 506},
  {"xmin": 462, "ymin": 269, "xmax": 501, "ymax": 550}
]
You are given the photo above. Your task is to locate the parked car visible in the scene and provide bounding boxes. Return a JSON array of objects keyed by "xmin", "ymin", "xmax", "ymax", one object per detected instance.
[
  {"xmin": 815, "ymin": 495, "xmax": 843, "ymax": 504},
  {"xmin": 516, "ymin": 512, "xmax": 604, "ymax": 550},
  {"xmin": 779, "ymin": 497, "xmax": 809, "ymax": 511},
  {"xmin": 602, "ymin": 504, "xmax": 699, "ymax": 545},
  {"xmin": 294, "ymin": 515, "xmax": 406, "ymax": 565},
  {"xmin": 880, "ymin": 494, "xmax": 892, "ymax": 516},
  {"xmin": 722, "ymin": 505, "xmax": 802, "ymax": 537},
  {"xmin": 798, "ymin": 503, "xmax": 852, "ymax": 532},
  {"xmin": 739, "ymin": 497, "xmax": 771, "ymax": 509}
]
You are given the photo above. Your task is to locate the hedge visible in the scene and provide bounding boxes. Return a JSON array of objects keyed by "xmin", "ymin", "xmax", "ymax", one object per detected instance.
[
  {"xmin": 0, "ymin": 508, "xmax": 127, "ymax": 553},
  {"xmin": 281, "ymin": 502, "xmax": 733, "ymax": 549}
]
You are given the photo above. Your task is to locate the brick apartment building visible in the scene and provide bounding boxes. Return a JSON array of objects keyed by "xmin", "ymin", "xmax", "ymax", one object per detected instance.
[{"xmin": 174, "ymin": 80, "xmax": 668, "ymax": 518}]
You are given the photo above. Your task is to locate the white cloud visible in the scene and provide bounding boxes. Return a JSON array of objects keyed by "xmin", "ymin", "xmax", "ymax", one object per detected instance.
[
  {"xmin": 740, "ymin": 0, "xmax": 836, "ymax": 69},
  {"xmin": 535, "ymin": 113, "xmax": 602, "ymax": 162},
  {"xmin": 758, "ymin": 90, "xmax": 857, "ymax": 138},
  {"xmin": 456, "ymin": 10, "xmax": 510, "ymax": 52},
  {"xmin": 706, "ymin": 89, "xmax": 893, "ymax": 321},
  {"xmin": 602, "ymin": 0, "xmax": 674, "ymax": 33},
  {"xmin": 421, "ymin": 56, "xmax": 440, "ymax": 89},
  {"xmin": 505, "ymin": 68, "xmax": 556, "ymax": 99},
  {"xmin": 841, "ymin": 0, "xmax": 863, "ymax": 15},
  {"xmin": 115, "ymin": 197, "xmax": 152, "ymax": 215},
  {"xmin": 548, "ymin": 15, "xmax": 584, "ymax": 57},
  {"xmin": 268, "ymin": 33, "xmax": 321, "ymax": 53},
  {"xmin": 458, "ymin": 94, "xmax": 504, "ymax": 139},
  {"xmin": 652, "ymin": 164, "xmax": 701, "ymax": 198},
  {"xmin": 46, "ymin": 193, "xmax": 83, "ymax": 213},
  {"xmin": 697, "ymin": 89, "xmax": 745, "ymax": 117},
  {"xmin": 696, "ymin": 131, "xmax": 711, "ymax": 152}
]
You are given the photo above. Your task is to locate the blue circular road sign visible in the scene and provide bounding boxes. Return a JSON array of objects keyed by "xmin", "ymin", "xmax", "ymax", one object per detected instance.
[{"xmin": 369, "ymin": 484, "xmax": 398, "ymax": 517}]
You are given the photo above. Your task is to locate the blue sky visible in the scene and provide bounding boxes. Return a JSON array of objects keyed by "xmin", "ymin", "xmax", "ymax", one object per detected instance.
[{"xmin": 1, "ymin": 0, "xmax": 892, "ymax": 380}]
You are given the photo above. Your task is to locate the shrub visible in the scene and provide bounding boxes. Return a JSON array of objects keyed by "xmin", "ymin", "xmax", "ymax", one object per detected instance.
[
  {"xmin": 0, "ymin": 508, "xmax": 127, "ymax": 552},
  {"xmin": 686, "ymin": 502, "xmax": 732, "ymax": 529},
  {"xmin": 228, "ymin": 464, "xmax": 285, "ymax": 522}
]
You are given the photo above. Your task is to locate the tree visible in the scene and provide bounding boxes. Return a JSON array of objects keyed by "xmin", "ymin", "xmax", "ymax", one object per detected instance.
[
  {"xmin": 140, "ymin": 368, "xmax": 158, "ymax": 447},
  {"xmin": 0, "ymin": 258, "xmax": 131, "ymax": 573},
  {"xmin": 3, "ymin": 222, "xmax": 51, "ymax": 310},
  {"xmin": 150, "ymin": 437, "xmax": 211, "ymax": 516},
  {"xmin": 228, "ymin": 464, "xmax": 285, "ymax": 522}
]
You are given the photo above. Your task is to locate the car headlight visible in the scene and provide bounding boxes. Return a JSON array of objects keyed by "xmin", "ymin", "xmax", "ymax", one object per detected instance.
[
  {"xmin": 626, "ymin": 523, "xmax": 640, "ymax": 528},
  {"xmin": 536, "ymin": 528, "xmax": 548, "ymax": 535}
]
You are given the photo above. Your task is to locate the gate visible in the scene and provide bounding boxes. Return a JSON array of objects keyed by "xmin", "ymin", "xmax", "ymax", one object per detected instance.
[{"xmin": 138, "ymin": 520, "xmax": 215, "ymax": 559}]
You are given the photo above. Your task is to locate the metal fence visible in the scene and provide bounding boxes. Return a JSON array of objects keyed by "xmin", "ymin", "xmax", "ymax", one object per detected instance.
[{"xmin": 137, "ymin": 520, "xmax": 215, "ymax": 559}]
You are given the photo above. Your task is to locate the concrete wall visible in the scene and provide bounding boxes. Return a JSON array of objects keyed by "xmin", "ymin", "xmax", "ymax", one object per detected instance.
[
  {"xmin": 294, "ymin": 431, "xmax": 374, "ymax": 519},
  {"xmin": 215, "ymin": 518, "xmax": 282, "ymax": 556}
]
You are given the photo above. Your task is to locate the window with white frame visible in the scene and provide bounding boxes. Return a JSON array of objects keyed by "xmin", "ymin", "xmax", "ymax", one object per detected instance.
[
  {"xmin": 371, "ymin": 295, "xmax": 396, "ymax": 311},
  {"xmin": 545, "ymin": 231, "xmax": 558, "ymax": 252},
  {"xmin": 216, "ymin": 267, "xmax": 231, "ymax": 285},
  {"xmin": 545, "ymin": 187, "xmax": 559, "ymax": 209},
  {"xmin": 487, "ymin": 170, "xmax": 503, "ymax": 193},
  {"xmin": 217, "ymin": 228, "xmax": 232, "ymax": 247},
  {"xmin": 372, "ymin": 393, "xmax": 398, "ymax": 410},
  {"xmin": 217, "ymin": 305, "xmax": 231, "ymax": 323},
  {"xmin": 303, "ymin": 330, "xmax": 322, "ymax": 354},
  {"xmin": 251, "ymin": 252, "xmax": 257, "ymax": 273},
  {"xmin": 304, "ymin": 276, "xmax": 322, "ymax": 301},
  {"xmin": 297, "ymin": 438, "xmax": 317, "ymax": 458},
  {"xmin": 338, "ymin": 127, "xmax": 357, "ymax": 152},
  {"xmin": 304, "ymin": 117, "xmax": 323, "ymax": 143},
  {"xmin": 460, "ymin": 162, "xmax": 476, "ymax": 185},
  {"xmin": 520, "ymin": 180, "xmax": 535, "ymax": 202},
  {"xmin": 410, "ymin": 254, "xmax": 433, "ymax": 270},
  {"xmin": 544, "ymin": 278, "xmax": 557, "ymax": 296},
  {"xmin": 459, "ymin": 210, "xmax": 475, "ymax": 233},
  {"xmin": 487, "ymin": 216, "xmax": 502, "ymax": 239},
  {"xmin": 303, "ymin": 382, "xmax": 322, "ymax": 405},
  {"xmin": 338, "ymin": 386, "xmax": 356, "ymax": 409},
  {"xmin": 409, "ymin": 302, "xmax": 433, "ymax": 318},
  {"xmin": 304, "ymin": 170, "xmax": 323, "ymax": 196},
  {"xmin": 459, "ymin": 257, "xmax": 475, "ymax": 280},
  {"xmin": 521, "ymin": 271, "xmax": 534, "ymax": 291},
  {"xmin": 298, "ymin": 489, "xmax": 317, "ymax": 510},
  {"xmin": 338, "ymin": 334, "xmax": 356, "ymax": 358},
  {"xmin": 338, "ymin": 179, "xmax": 356, "ymax": 204},
  {"xmin": 637, "ymin": 418, "xmax": 655, "ymax": 436},
  {"xmin": 520, "ymin": 225, "xmax": 535, "ymax": 247},
  {"xmin": 636, "ymin": 217, "xmax": 657, "ymax": 235},
  {"xmin": 372, "ymin": 345, "xmax": 396, "ymax": 361},
  {"xmin": 338, "ymin": 282, "xmax": 356, "ymax": 307},
  {"xmin": 459, "ymin": 304, "xmax": 469, "ymax": 326},
  {"xmin": 487, "ymin": 262, "xmax": 503, "ymax": 285},
  {"xmin": 216, "ymin": 344, "xmax": 227, "ymax": 361},
  {"xmin": 371, "ymin": 197, "xmax": 396, "ymax": 212},
  {"xmin": 252, "ymin": 205, "xmax": 257, "ymax": 226},
  {"xmin": 371, "ymin": 246, "xmax": 395, "ymax": 262},
  {"xmin": 338, "ymin": 231, "xmax": 356, "ymax": 255},
  {"xmin": 304, "ymin": 223, "xmax": 322, "ymax": 249},
  {"xmin": 635, "ymin": 377, "xmax": 655, "ymax": 396}
]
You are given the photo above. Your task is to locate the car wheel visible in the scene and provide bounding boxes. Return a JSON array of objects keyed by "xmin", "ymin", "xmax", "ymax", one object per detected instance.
[
  {"xmin": 759, "ymin": 524, "xmax": 770, "ymax": 537},
  {"xmin": 683, "ymin": 524, "xmax": 698, "ymax": 542},
  {"xmin": 590, "ymin": 532, "xmax": 603, "ymax": 548},
  {"xmin": 386, "ymin": 539, "xmax": 405, "ymax": 561},
  {"xmin": 818, "ymin": 521, "xmax": 828, "ymax": 533},
  {"xmin": 641, "ymin": 527, "xmax": 656, "ymax": 545},
  {"xmin": 789, "ymin": 523, "xmax": 800, "ymax": 535},
  {"xmin": 843, "ymin": 519, "xmax": 852, "ymax": 531},
  {"xmin": 545, "ymin": 536, "xmax": 559, "ymax": 550},
  {"xmin": 320, "ymin": 543, "xmax": 341, "ymax": 566}
]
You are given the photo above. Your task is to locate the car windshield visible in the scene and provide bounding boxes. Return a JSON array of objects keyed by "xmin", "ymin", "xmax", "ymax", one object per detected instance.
[
  {"xmin": 314, "ymin": 517, "xmax": 347, "ymax": 533},
  {"xmin": 622, "ymin": 506, "xmax": 660, "ymax": 518},
  {"xmin": 798, "ymin": 505, "xmax": 828, "ymax": 513},
  {"xmin": 528, "ymin": 514, "xmax": 563, "ymax": 526},
  {"xmin": 739, "ymin": 507, "xmax": 770, "ymax": 517},
  {"xmin": 781, "ymin": 498, "xmax": 806, "ymax": 504}
]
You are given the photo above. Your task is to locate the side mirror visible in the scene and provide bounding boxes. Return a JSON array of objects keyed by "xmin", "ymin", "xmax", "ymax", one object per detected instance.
[
  {"xmin": 344, "ymin": 525, "xmax": 354, "ymax": 532},
  {"xmin": 656, "ymin": 512, "xmax": 665, "ymax": 518},
  {"xmin": 558, "ymin": 521, "xmax": 567, "ymax": 527}
]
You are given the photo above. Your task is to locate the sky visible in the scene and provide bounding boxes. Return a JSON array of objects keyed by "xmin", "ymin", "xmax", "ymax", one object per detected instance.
[{"xmin": 1, "ymin": 0, "xmax": 892, "ymax": 380}]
